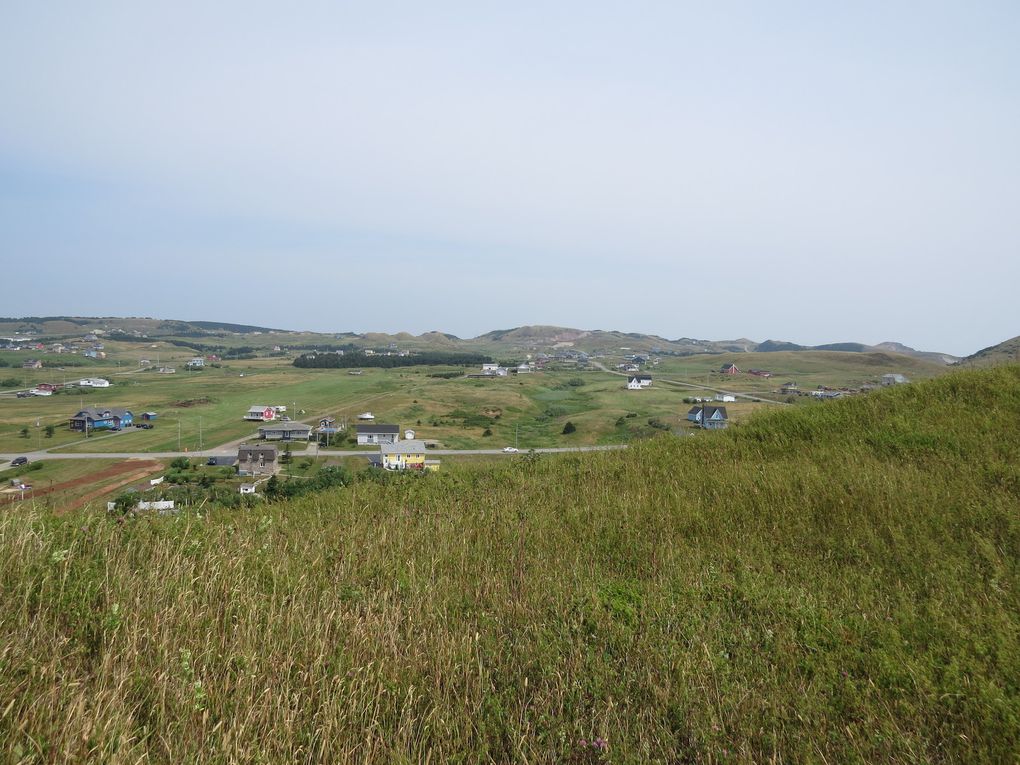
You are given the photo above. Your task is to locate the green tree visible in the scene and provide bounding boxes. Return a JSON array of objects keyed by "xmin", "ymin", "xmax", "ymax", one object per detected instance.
[
  {"xmin": 44, "ymin": 424, "xmax": 55, "ymax": 438},
  {"xmin": 483, "ymin": 428, "xmax": 493, "ymax": 437},
  {"xmin": 562, "ymin": 421, "xmax": 576, "ymax": 435},
  {"xmin": 170, "ymin": 457, "xmax": 189, "ymax": 470},
  {"xmin": 265, "ymin": 475, "xmax": 280, "ymax": 498},
  {"xmin": 20, "ymin": 427, "xmax": 29, "ymax": 439}
]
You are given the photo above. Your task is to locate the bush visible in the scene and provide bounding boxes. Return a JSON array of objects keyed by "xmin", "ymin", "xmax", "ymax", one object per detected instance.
[
  {"xmin": 170, "ymin": 457, "xmax": 190, "ymax": 470},
  {"xmin": 562, "ymin": 421, "xmax": 576, "ymax": 434}
]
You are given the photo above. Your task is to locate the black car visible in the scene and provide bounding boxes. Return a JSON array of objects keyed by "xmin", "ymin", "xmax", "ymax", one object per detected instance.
[{"xmin": 11, "ymin": 456, "xmax": 28, "ymax": 467}]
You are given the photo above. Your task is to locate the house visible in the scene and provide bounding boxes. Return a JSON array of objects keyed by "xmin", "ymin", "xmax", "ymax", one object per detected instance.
[
  {"xmin": 380, "ymin": 440, "xmax": 427, "ymax": 470},
  {"xmin": 720, "ymin": 363, "xmax": 739, "ymax": 374},
  {"xmin": 687, "ymin": 405, "xmax": 729, "ymax": 430},
  {"xmin": 35, "ymin": 383, "xmax": 60, "ymax": 393},
  {"xmin": 22, "ymin": 359, "xmax": 42, "ymax": 369},
  {"xmin": 156, "ymin": 367, "xmax": 176, "ymax": 374},
  {"xmin": 239, "ymin": 483, "xmax": 257, "ymax": 495},
  {"xmin": 244, "ymin": 405, "xmax": 276, "ymax": 422},
  {"xmin": 481, "ymin": 363, "xmax": 509, "ymax": 376},
  {"xmin": 69, "ymin": 407, "xmax": 134, "ymax": 431},
  {"xmin": 206, "ymin": 354, "xmax": 220, "ymax": 362},
  {"xmin": 186, "ymin": 357, "xmax": 205, "ymax": 368},
  {"xmin": 780, "ymin": 382, "xmax": 799, "ymax": 394},
  {"xmin": 881, "ymin": 373, "xmax": 909, "ymax": 386},
  {"xmin": 141, "ymin": 412, "xmax": 158, "ymax": 421},
  {"xmin": 357, "ymin": 424, "xmax": 400, "ymax": 445},
  {"xmin": 634, "ymin": 374, "xmax": 652, "ymax": 387},
  {"xmin": 79, "ymin": 378, "xmax": 110, "ymax": 388},
  {"xmin": 516, "ymin": 363, "xmax": 532, "ymax": 374},
  {"xmin": 237, "ymin": 445, "xmax": 278, "ymax": 476},
  {"xmin": 258, "ymin": 422, "xmax": 313, "ymax": 441},
  {"xmin": 715, "ymin": 393, "xmax": 736, "ymax": 403}
]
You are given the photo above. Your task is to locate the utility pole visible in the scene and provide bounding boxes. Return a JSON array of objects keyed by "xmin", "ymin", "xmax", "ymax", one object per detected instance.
[
  {"xmin": 178, "ymin": 419, "xmax": 182, "ymax": 452},
  {"xmin": 198, "ymin": 417, "xmax": 203, "ymax": 450}
]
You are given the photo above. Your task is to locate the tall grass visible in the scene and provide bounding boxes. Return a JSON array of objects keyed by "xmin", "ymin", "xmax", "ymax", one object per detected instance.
[{"xmin": 1, "ymin": 367, "xmax": 1018, "ymax": 763}]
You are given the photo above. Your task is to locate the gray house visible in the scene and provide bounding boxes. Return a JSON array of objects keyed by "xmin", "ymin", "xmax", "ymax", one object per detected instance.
[
  {"xmin": 258, "ymin": 422, "xmax": 313, "ymax": 441},
  {"xmin": 881, "ymin": 373, "xmax": 909, "ymax": 386},
  {"xmin": 356, "ymin": 424, "xmax": 400, "ymax": 445},
  {"xmin": 237, "ymin": 445, "xmax": 278, "ymax": 476},
  {"xmin": 687, "ymin": 405, "xmax": 729, "ymax": 430}
]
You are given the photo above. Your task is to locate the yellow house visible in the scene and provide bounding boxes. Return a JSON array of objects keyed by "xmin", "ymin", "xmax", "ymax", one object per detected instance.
[{"xmin": 380, "ymin": 440, "xmax": 427, "ymax": 471}]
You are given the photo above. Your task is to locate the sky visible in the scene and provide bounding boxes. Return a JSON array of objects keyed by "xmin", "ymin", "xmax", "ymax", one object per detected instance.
[{"xmin": 1, "ymin": 2, "xmax": 1018, "ymax": 356}]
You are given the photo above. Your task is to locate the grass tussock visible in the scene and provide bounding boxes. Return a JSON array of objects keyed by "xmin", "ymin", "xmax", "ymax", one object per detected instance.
[{"xmin": 1, "ymin": 366, "xmax": 1019, "ymax": 763}]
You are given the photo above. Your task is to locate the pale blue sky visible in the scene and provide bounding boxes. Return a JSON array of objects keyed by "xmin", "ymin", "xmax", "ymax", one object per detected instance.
[{"xmin": 1, "ymin": 2, "xmax": 1018, "ymax": 355}]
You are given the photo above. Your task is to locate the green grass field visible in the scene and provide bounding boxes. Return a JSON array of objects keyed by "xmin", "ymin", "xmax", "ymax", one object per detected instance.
[
  {"xmin": 1, "ymin": 365, "xmax": 1018, "ymax": 762},
  {"xmin": 4, "ymin": 340, "xmax": 806, "ymax": 454}
]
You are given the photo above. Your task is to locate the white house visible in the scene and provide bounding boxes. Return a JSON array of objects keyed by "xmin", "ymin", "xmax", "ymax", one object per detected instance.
[
  {"xmin": 186, "ymin": 357, "xmax": 205, "ymax": 368},
  {"xmin": 627, "ymin": 377, "xmax": 643, "ymax": 390},
  {"xmin": 715, "ymin": 393, "xmax": 736, "ymax": 403},
  {"xmin": 516, "ymin": 363, "xmax": 532, "ymax": 374},
  {"xmin": 357, "ymin": 424, "xmax": 400, "ymax": 445},
  {"xmin": 482, "ymin": 363, "xmax": 499, "ymax": 373},
  {"xmin": 79, "ymin": 378, "xmax": 111, "ymax": 388},
  {"xmin": 244, "ymin": 405, "xmax": 276, "ymax": 422}
]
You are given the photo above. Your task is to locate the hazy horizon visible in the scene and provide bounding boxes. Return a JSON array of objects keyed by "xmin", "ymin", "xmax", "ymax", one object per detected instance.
[{"xmin": 2, "ymin": 2, "xmax": 1018, "ymax": 357}]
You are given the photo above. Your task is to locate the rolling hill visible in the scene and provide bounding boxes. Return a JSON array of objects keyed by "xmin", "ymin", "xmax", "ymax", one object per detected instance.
[
  {"xmin": 0, "ymin": 316, "xmax": 959, "ymax": 363},
  {"xmin": 2, "ymin": 366, "xmax": 1019, "ymax": 762},
  {"xmin": 958, "ymin": 334, "xmax": 1020, "ymax": 367}
]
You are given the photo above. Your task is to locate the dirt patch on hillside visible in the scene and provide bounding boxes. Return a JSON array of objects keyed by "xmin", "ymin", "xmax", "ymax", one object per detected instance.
[
  {"xmin": 172, "ymin": 397, "xmax": 213, "ymax": 407},
  {"xmin": 3, "ymin": 460, "xmax": 164, "ymax": 513}
]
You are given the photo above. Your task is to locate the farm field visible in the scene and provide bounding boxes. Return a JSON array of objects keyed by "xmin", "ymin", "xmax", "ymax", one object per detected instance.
[{"xmin": 0, "ymin": 458, "xmax": 166, "ymax": 511}]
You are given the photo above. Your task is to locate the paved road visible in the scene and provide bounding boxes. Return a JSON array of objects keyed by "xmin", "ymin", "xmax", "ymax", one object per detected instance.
[{"xmin": 0, "ymin": 444, "xmax": 627, "ymax": 462}]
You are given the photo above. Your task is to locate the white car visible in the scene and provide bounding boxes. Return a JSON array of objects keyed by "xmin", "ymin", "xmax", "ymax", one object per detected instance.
[{"xmin": 502, "ymin": 446, "xmax": 519, "ymax": 453}]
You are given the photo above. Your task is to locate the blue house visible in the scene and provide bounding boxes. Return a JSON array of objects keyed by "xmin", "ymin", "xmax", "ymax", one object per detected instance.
[
  {"xmin": 69, "ymin": 407, "xmax": 134, "ymax": 431},
  {"xmin": 687, "ymin": 405, "xmax": 729, "ymax": 430}
]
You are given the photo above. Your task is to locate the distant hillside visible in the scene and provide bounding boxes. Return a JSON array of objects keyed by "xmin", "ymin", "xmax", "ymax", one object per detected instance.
[
  {"xmin": 4, "ymin": 366, "xmax": 1019, "ymax": 761},
  {"xmin": 756, "ymin": 337, "xmax": 958, "ymax": 365},
  {"xmin": 0, "ymin": 316, "xmax": 958, "ymax": 362},
  {"xmin": 958, "ymin": 335, "xmax": 1020, "ymax": 367}
]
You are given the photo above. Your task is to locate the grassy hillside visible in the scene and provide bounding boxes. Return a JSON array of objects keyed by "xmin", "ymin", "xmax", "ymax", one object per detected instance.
[
  {"xmin": 959, "ymin": 335, "xmax": 1020, "ymax": 367},
  {"xmin": 2, "ymin": 367, "xmax": 1019, "ymax": 763}
]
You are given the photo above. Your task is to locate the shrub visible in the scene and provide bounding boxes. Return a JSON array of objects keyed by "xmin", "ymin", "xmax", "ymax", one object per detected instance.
[{"xmin": 562, "ymin": 421, "xmax": 576, "ymax": 434}]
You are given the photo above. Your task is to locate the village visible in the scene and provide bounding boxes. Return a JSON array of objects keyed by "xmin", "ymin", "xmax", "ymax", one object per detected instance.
[{"xmin": 1, "ymin": 328, "xmax": 925, "ymax": 513}]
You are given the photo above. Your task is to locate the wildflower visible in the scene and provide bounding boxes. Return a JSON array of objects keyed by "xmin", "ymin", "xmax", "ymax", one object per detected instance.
[{"xmin": 579, "ymin": 739, "xmax": 587, "ymax": 747}]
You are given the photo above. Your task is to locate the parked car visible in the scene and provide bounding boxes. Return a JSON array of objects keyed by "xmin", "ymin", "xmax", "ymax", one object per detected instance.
[
  {"xmin": 11, "ymin": 456, "xmax": 28, "ymax": 467},
  {"xmin": 139, "ymin": 423, "xmax": 153, "ymax": 429},
  {"xmin": 16, "ymin": 391, "xmax": 31, "ymax": 398},
  {"xmin": 502, "ymin": 446, "xmax": 519, "ymax": 453}
]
